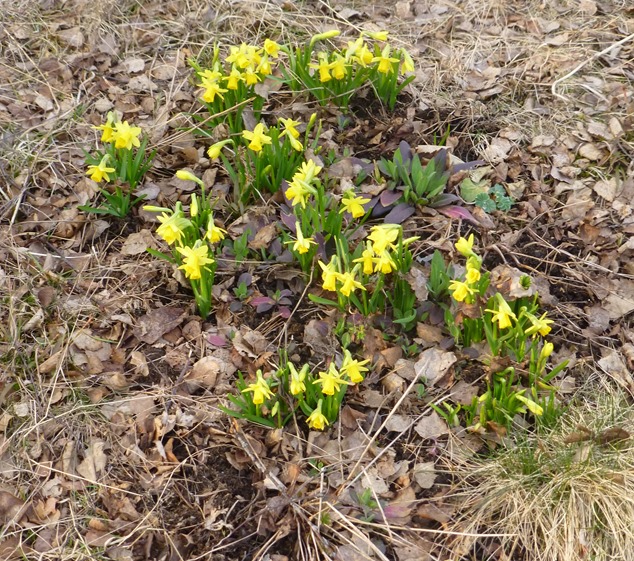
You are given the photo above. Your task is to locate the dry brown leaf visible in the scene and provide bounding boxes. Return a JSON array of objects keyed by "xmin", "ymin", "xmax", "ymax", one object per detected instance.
[
  {"xmin": 121, "ymin": 229, "xmax": 157, "ymax": 255},
  {"xmin": 414, "ymin": 347, "xmax": 456, "ymax": 387},
  {"xmin": 133, "ymin": 307, "xmax": 188, "ymax": 345},
  {"xmin": 414, "ymin": 411, "xmax": 449, "ymax": 440},
  {"xmin": 0, "ymin": 490, "xmax": 27, "ymax": 525},
  {"xmin": 76, "ymin": 440, "xmax": 108, "ymax": 483},
  {"xmin": 412, "ymin": 461, "xmax": 436, "ymax": 489}
]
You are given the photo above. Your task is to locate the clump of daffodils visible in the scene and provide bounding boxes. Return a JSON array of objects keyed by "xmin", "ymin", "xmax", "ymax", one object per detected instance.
[
  {"xmin": 225, "ymin": 350, "xmax": 371, "ymax": 431},
  {"xmin": 283, "ymin": 30, "xmax": 416, "ymax": 110},
  {"xmin": 144, "ymin": 170, "xmax": 227, "ymax": 319},
  {"xmin": 80, "ymin": 111, "xmax": 156, "ymax": 218}
]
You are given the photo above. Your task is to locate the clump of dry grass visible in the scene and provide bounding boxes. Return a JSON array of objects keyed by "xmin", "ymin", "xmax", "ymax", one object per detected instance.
[{"xmin": 447, "ymin": 379, "xmax": 634, "ymax": 561}]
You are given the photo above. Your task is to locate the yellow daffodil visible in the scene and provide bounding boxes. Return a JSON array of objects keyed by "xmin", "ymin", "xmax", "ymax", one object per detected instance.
[
  {"xmin": 200, "ymin": 80, "xmax": 228, "ymax": 103},
  {"xmin": 198, "ymin": 68, "xmax": 223, "ymax": 82},
  {"xmin": 353, "ymin": 242, "xmax": 375, "ymax": 275},
  {"xmin": 345, "ymin": 37, "xmax": 373, "ymax": 66},
  {"xmin": 337, "ymin": 266, "xmax": 366, "ymax": 297},
  {"xmin": 365, "ymin": 30, "xmax": 389, "ymax": 41},
  {"xmin": 523, "ymin": 311, "xmax": 554, "ymax": 337},
  {"xmin": 340, "ymin": 191, "xmax": 370, "ymax": 218},
  {"xmin": 279, "ymin": 118, "xmax": 304, "ymax": 151},
  {"xmin": 285, "ymin": 177, "xmax": 314, "ymax": 208},
  {"xmin": 330, "ymin": 54, "xmax": 347, "ymax": 80},
  {"xmin": 286, "ymin": 221, "xmax": 316, "ymax": 254},
  {"xmin": 93, "ymin": 111, "xmax": 117, "ymax": 143},
  {"xmin": 156, "ymin": 210, "xmax": 191, "ymax": 246},
  {"xmin": 310, "ymin": 52, "xmax": 333, "ymax": 83},
  {"xmin": 242, "ymin": 123, "xmax": 272, "ymax": 152},
  {"xmin": 372, "ymin": 45, "xmax": 400, "ymax": 74},
  {"xmin": 243, "ymin": 68, "xmax": 260, "ymax": 86},
  {"xmin": 314, "ymin": 363, "xmax": 351, "ymax": 396},
  {"xmin": 190, "ymin": 193, "xmax": 198, "ymax": 217},
  {"xmin": 263, "ymin": 38, "xmax": 280, "ymax": 58},
  {"xmin": 224, "ymin": 67, "xmax": 243, "ymax": 90},
  {"xmin": 207, "ymin": 139, "xmax": 233, "ymax": 160},
  {"xmin": 226, "ymin": 43, "xmax": 252, "ymax": 69},
  {"xmin": 341, "ymin": 349, "xmax": 370, "ymax": 384},
  {"xmin": 449, "ymin": 279, "xmax": 474, "ymax": 303},
  {"xmin": 400, "ymin": 49, "xmax": 415, "ymax": 74},
  {"xmin": 176, "ymin": 169, "xmax": 204, "ymax": 186},
  {"xmin": 465, "ymin": 266, "xmax": 481, "ymax": 285},
  {"xmin": 515, "ymin": 394, "xmax": 544, "ymax": 416},
  {"xmin": 289, "ymin": 363, "xmax": 308, "ymax": 396},
  {"xmin": 177, "ymin": 241, "xmax": 214, "ymax": 280},
  {"xmin": 279, "ymin": 117, "xmax": 301, "ymax": 139},
  {"xmin": 294, "ymin": 159, "xmax": 322, "ymax": 183},
  {"xmin": 309, "ymin": 30, "xmax": 340, "ymax": 48},
  {"xmin": 540, "ymin": 341, "xmax": 554, "ymax": 360},
  {"xmin": 307, "ymin": 400, "xmax": 329, "ymax": 430},
  {"xmin": 112, "ymin": 120, "xmax": 142, "ymax": 150},
  {"xmin": 455, "ymin": 234, "xmax": 475, "ymax": 257},
  {"xmin": 319, "ymin": 257, "xmax": 339, "ymax": 291},
  {"xmin": 486, "ymin": 294, "xmax": 517, "ymax": 329},
  {"xmin": 241, "ymin": 370, "xmax": 274, "ymax": 405},
  {"xmin": 373, "ymin": 250, "xmax": 397, "ymax": 274},
  {"xmin": 368, "ymin": 224, "xmax": 400, "ymax": 254},
  {"xmin": 206, "ymin": 216, "xmax": 227, "ymax": 244},
  {"xmin": 257, "ymin": 56, "xmax": 272, "ymax": 76},
  {"xmin": 86, "ymin": 155, "xmax": 116, "ymax": 183}
]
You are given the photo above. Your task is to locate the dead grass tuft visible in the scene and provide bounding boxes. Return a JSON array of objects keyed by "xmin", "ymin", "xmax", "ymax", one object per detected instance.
[{"xmin": 447, "ymin": 377, "xmax": 634, "ymax": 561}]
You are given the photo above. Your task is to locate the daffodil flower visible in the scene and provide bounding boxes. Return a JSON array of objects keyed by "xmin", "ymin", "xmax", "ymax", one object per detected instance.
[
  {"xmin": 449, "ymin": 279, "xmax": 474, "ymax": 303},
  {"xmin": 93, "ymin": 111, "xmax": 117, "ymax": 143},
  {"xmin": 465, "ymin": 266, "xmax": 481, "ymax": 285},
  {"xmin": 486, "ymin": 294, "xmax": 517, "ymax": 329},
  {"xmin": 200, "ymin": 81, "xmax": 228, "ymax": 103},
  {"xmin": 341, "ymin": 349, "xmax": 370, "ymax": 384},
  {"xmin": 523, "ymin": 311, "xmax": 553, "ymax": 337},
  {"xmin": 400, "ymin": 49, "xmax": 415, "ymax": 74},
  {"xmin": 177, "ymin": 241, "xmax": 214, "ymax": 280},
  {"xmin": 353, "ymin": 243, "xmax": 375, "ymax": 275},
  {"xmin": 368, "ymin": 224, "xmax": 400, "ymax": 254},
  {"xmin": 318, "ymin": 257, "xmax": 339, "ymax": 291},
  {"xmin": 156, "ymin": 209, "xmax": 192, "ymax": 246},
  {"xmin": 373, "ymin": 250, "xmax": 397, "ymax": 274},
  {"xmin": 206, "ymin": 216, "xmax": 227, "ymax": 244},
  {"xmin": 241, "ymin": 370, "xmax": 274, "ymax": 405},
  {"xmin": 226, "ymin": 43, "xmax": 252, "ymax": 69},
  {"xmin": 207, "ymin": 140, "xmax": 233, "ymax": 160},
  {"xmin": 243, "ymin": 68, "xmax": 260, "ymax": 86},
  {"xmin": 372, "ymin": 45, "xmax": 400, "ymax": 74},
  {"xmin": 289, "ymin": 363, "xmax": 308, "ymax": 396},
  {"xmin": 306, "ymin": 400, "xmax": 329, "ymax": 430},
  {"xmin": 86, "ymin": 155, "xmax": 116, "ymax": 183},
  {"xmin": 365, "ymin": 30, "xmax": 389, "ymax": 41},
  {"xmin": 224, "ymin": 67, "xmax": 243, "ymax": 90},
  {"xmin": 279, "ymin": 117, "xmax": 302, "ymax": 139},
  {"xmin": 314, "ymin": 363, "xmax": 351, "ymax": 396},
  {"xmin": 286, "ymin": 222, "xmax": 316, "ymax": 255},
  {"xmin": 310, "ymin": 52, "xmax": 333, "ymax": 83},
  {"xmin": 339, "ymin": 191, "xmax": 370, "ymax": 219},
  {"xmin": 337, "ymin": 266, "xmax": 365, "ymax": 297},
  {"xmin": 455, "ymin": 234, "xmax": 476, "ymax": 257},
  {"xmin": 264, "ymin": 38, "xmax": 280, "ymax": 58},
  {"xmin": 242, "ymin": 123, "xmax": 272, "ymax": 152},
  {"xmin": 330, "ymin": 54, "xmax": 348, "ymax": 80},
  {"xmin": 285, "ymin": 177, "xmax": 314, "ymax": 208},
  {"xmin": 176, "ymin": 169, "xmax": 204, "ymax": 187},
  {"xmin": 294, "ymin": 159, "xmax": 322, "ymax": 183},
  {"xmin": 112, "ymin": 120, "xmax": 142, "ymax": 150}
]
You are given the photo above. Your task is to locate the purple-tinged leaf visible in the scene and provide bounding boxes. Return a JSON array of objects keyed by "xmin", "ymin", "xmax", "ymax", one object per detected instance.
[
  {"xmin": 207, "ymin": 334, "xmax": 227, "ymax": 347},
  {"xmin": 437, "ymin": 205, "xmax": 479, "ymax": 225},
  {"xmin": 278, "ymin": 298, "xmax": 292, "ymax": 306},
  {"xmin": 280, "ymin": 211, "xmax": 296, "ymax": 232},
  {"xmin": 380, "ymin": 190, "xmax": 402, "ymax": 207},
  {"xmin": 250, "ymin": 296, "xmax": 275, "ymax": 307},
  {"xmin": 453, "ymin": 160, "xmax": 485, "ymax": 173},
  {"xmin": 238, "ymin": 272, "xmax": 252, "ymax": 286},
  {"xmin": 256, "ymin": 302, "xmax": 274, "ymax": 313},
  {"xmin": 398, "ymin": 140, "xmax": 413, "ymax": 164},
  {"xmin": 429, "ymin": 193, "xmax": 460, "ymax": 208},
  {"xmin": 278, "ymin": 306, "xmax": 291, "ymax": 319},
  {"xmin": 384, "ymin": 203, "xmax": 416, "ymax": 224},
  {"xmin": 279, "ymin": 289, "xmax": 293, "ymax": 298}
]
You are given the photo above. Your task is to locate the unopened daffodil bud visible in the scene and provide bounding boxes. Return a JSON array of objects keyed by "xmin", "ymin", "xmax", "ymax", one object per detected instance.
[{"xmin": 176, "ymin": 170, "xmax": 204, "ymax": 187}]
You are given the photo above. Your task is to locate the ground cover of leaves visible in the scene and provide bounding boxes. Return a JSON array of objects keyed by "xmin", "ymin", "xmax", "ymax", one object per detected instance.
[{"xmin": 1, "ymin": 0, "xmax": 634, "ymax": 560}]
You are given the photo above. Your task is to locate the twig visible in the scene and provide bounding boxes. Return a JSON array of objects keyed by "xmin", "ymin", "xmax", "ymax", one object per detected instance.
[{"xmin": 551, "ymin": 32, "xmax": 634, "ymax": 101}]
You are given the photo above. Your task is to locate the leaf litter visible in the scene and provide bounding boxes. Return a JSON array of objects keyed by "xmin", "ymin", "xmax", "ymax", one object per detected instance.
[{"xmin": 1, "ymin": 0, "xmax": 634, "ymax": 560}]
